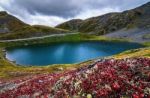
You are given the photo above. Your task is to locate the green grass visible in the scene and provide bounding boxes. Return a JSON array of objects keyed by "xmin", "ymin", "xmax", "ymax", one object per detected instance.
[
  {"xmin": 143, "ymin": 41, "xmax": 150, "ymax": 46},
  {"xmin": 0, "ymin": 11, "xmax": 71, "ymax": 40},
  {"xmin": 0, "ymin": 33, "xmax": 149, "ymax": 79},
  {"xmin": 0, "ymin": 33, "xmax": 130, "ymax": 48},
  {"xmin": 0, "ymin": 25, "xmax": 70, "ymax": 40},
  {"xmin": 113, "ymin": 47, "xmax": 150, "ymax": 59}
]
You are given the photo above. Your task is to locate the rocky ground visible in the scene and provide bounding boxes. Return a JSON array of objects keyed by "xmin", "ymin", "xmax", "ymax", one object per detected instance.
[
  {"xmin": 0, "ymin": 57, "xmax": 149, "ymax": 98},
  {"xmin": 104, "ymin": 28, "xmax": 150, "ymax": 43}
]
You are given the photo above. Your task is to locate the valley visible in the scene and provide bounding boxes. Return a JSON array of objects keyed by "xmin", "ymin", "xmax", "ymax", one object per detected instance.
[{"xmin": 0, "ymin": 1, "xmax": 149, "ymax": 98}]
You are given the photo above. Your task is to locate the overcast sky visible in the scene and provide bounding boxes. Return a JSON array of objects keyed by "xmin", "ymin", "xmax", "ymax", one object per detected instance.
[{"xmin": 0, "ymin": 0, "xmax": 149, "ymax": 27}]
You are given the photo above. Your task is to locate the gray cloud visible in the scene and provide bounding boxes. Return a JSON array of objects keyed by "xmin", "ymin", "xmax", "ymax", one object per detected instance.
[
  {"xmin": 1, "ymin": 0, "xmax": 83, "ymax": 18},
  {"xmin": 12, "ymin": 0, "xmax": 80, "ymax": 18},
  {"xmin": 1, "ymin": 0, "xmax": 149, "ymax": 18},
  {"xmin": 0, "ymin": 0, "xmax": 149, "ymax": 26}
]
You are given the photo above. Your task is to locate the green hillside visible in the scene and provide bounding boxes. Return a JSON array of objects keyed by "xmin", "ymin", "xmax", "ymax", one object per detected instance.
[
  {"xmin": 0, "ymin": 12, "xmax": 70, "ymax": 40},
  {"xmin": 56, "ymin": 2, "xmax": 150, "ymax": 35}
]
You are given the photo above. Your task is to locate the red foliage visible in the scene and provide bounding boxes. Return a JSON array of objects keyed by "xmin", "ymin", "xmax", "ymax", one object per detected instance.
[{"xmin": 0, "ymin": 57, "xmax": 150, "ymax": 98}]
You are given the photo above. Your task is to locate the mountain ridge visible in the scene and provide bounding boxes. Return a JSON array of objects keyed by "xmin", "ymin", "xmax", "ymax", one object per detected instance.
[
  {"xmin": 0, "ymin": 11, "xmax": 28, "ymax": 33},
  {"xmin": 0, "ymin": 2, "xmax": 149, "ymax": 40},
  {"xmin": 56, "ymin": 2, "xmax": 150, "ymax": 35},
  {"xmin": 0, "ymin": 11, "xmax": 70, "ymax": 40}
]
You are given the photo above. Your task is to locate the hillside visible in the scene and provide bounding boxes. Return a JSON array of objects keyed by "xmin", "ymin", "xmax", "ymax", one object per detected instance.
[
  {"xmin": 56, "ymin": 2, "xmax": 150, "ymax": 35},
  {"xmin": 0, "ymin": 2, "xmax": 149, "ymax": 40},
  {"xmin": 0, "ymin": 11, "xmax": 28, "ymax": 33},
  {"xmin": 0, "ymin": 12, "xmax": 70, "ymax": 40},
  {"xmin": 56, "ymin": 19, "xmax": 83, "ymax": 31}
]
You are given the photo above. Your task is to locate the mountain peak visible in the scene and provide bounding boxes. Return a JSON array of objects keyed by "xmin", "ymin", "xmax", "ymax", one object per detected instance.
[
  {"xmin": 143, "ymin": 1, "xmax": 150, "ymax": 6},
  {"xmin": 56, "ymin": 19, "xmax": 83, "ymax": 31},
  {"xmin": 56, "ymin": 2, "xmax": 150, "ymax": 35},
  {"xmin": 0, "ymin": 11, "xmax": 8, "ymax": 16}
]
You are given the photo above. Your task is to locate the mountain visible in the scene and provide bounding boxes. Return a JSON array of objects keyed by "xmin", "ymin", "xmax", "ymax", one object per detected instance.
[
  {"xmin": 56, "ymin": 2, "xmax": 150, "ymax": 35},
  {"xmin": 56, "ymin": 19, "xmax": 83, "ymax": 31},
  {"xmin": 0, "ymin": 11, "xmax": 28, "ymax": 33},
  {"xmin": 0, "ymin": 11, "xmax": 69, "ymax": 40},
  {"xmin": 0, "ymin": 2, "xmax": 149, "ymax": 40}
]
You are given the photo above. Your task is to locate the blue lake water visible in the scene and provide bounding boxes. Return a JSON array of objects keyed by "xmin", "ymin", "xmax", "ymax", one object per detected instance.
[{"xmin": 6, "ymin": 42, "xmax": 143, "ymax": 66}]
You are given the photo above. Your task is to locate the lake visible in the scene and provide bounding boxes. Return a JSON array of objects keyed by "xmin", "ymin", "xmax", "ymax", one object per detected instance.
[{"xmin": 6, "ymin": 42, "xmax": 143, "ymax": 66}]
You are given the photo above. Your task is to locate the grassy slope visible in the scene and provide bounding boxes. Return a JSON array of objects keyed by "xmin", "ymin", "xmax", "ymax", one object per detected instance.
[
  {"xmin": 0, "ymin": 11, "xmax": 71, "ymax": 40},
  {"xmin": 143, "ymin": 40, "xmax": 150, "ymax": 46},
  {"xmin": 113, "ymin": 47, "xmax": 150, "ymax": 59},
  {"xmin": 0, "ymin": 25, "xmax": 70, "ymax": 40},
  {"xmin": 141, "ymin": 32, "xmax": 150, "ymax": 46},
  {"xmin": 0, "ymin": 11, "xmax": 28, "ymax": 32},
  {"xmin": 56, "ymin": 2, "xmax": 150, "ymax": 35},
  {"xmin": 0, "ymin": 33, "xmax": 129, "ymax": 48}
]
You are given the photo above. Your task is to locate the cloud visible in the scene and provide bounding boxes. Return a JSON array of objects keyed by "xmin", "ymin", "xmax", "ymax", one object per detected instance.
[
  {"xmin": 24, "ymin": 14, "xmax": 67, "ymax": 26},
  {"xmin": 0, "ymin": 7, "xmax": 3, "ymax": 11},
  {"xmin": 75, "ymin": 8, "xmax": 120, "ymax": 19},
  {"xmin": 0, "ymin": 0, "xmax": 149, "ymax": 26},
  {"xmin": 0, "ymin": 0, "xmax": 83, "ymax": 18}
]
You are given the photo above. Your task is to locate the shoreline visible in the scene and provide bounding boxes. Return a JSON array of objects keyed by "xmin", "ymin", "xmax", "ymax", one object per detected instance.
[
  {"xmin": 0, "ymin": 34, "xmax": 150, "ymax": 79},
  {"xmin": 3, "ymin": 40, "xmax": 145, "ymax": 67}
]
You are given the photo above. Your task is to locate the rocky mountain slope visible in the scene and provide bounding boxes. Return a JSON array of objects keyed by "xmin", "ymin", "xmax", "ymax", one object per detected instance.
[
  {"xmin": 0, "ymin": 12, "xmax": 70, "ymax": 40},
  {"xmin": 56, "ymin": 2, "xmax": 150, "ymax": 35},
  {"xmin": 56, "ymin": 19, "xmax": 83, "ymax": 32},
  {"xmin": 0, "ymin": 2, "xmax": 149, "ymax": 40},
  {"xmin": 0, "ymin": 11, "xmax": 28, "ymax": 33}
]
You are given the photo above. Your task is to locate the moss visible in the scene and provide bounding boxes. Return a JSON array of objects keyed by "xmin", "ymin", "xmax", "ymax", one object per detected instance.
[{"xmin": 113, "ymin": 47, "xmax": 150, "ymax": 59}]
